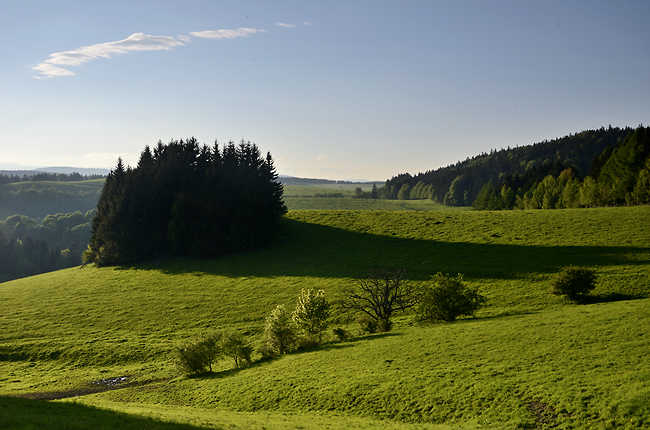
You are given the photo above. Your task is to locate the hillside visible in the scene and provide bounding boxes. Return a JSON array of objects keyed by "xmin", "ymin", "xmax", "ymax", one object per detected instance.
[
  {"xmin": 0, "ymin": 178, "xmax": 104, "ymax": 221},
  {"xmin": 1, "ymin": 206, "xmax": 649, "ymax": 429},
  {"xmin": 381, "ymin": 126, "xmax": 643, "ymax": 206}
]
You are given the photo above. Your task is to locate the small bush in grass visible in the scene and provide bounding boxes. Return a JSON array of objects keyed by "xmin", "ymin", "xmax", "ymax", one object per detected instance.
[
  {"xmin": 263, "ymin": 304, "xmax": 297, "ymax": 355},
  {"xmin": 221, "ymin": 331, "xmax": 253, "ymax": 368},
  {"xmin": 332, "ymin": 327, "xmax": 350, "ymax": 341},
  {"xmin": 292, "ymin": 289, "xmax": 330, "ymax": 342},
  {"xmin": 175, "ymin": 332, "xmax": 222, "ymax": 374},
  {"xmin": 551, "ymin": 265, "xmax": 597, "ymax": 302},
  {"xmin": 416, "ymin": 272, "xmax": 486, "ymax": 322},
  {"xmin": 357, "ymin": 316, "xmax": 379, "ymax": 334}
]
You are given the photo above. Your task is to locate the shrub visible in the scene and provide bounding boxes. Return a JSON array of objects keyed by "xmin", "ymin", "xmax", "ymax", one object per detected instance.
[
  {"xmin": 263, "ymin": 304, "xmax": 297, "ymax": 355},
  {"xmin": 332, "ymin": 327, "xmax": 350, "ymax": 341},
  {"xmin": 416, "ymin": 272, "xmax": 486, "ymax": 322},
  {"xmin": 292, "ymin": 289, "xmax": 330, "ymax": 342},
  {"xmin": 551, "ymin": 265, "xmax": 597, "ymax": 302},
  {"xmin": 221, "ymin": 331, "xmax": 253, "ymax": 368},
  {"xmin": 357, "ymin": 315, "xmax": 379, "ymax": 334},
  {"xmin": 175, "ymin": 332, "xmax": 222, "ymax": 374}
]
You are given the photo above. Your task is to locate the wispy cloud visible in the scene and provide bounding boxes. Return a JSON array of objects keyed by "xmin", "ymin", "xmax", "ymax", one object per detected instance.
[
  {"xmin": 33, "ymin": 28, "xmax": 265, "ymax": 78},
  {"xmin": 317, "ymin": 155, "xmax": 327, "ymax": 161},
  {"xmin": 33, "ymin": 33, "xmax": 185, "ymax": 78},
  {"xmin": 277, "ymin": 22, "xmax": 311, "ymax": 28},
  {"xmin": 190, "ymin": 28, "xmax": 261, "ymax": 39}
]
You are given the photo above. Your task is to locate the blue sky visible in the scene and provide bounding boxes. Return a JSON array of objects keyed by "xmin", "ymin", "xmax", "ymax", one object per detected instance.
[{"xmin": 2, "ymin": 1, "xmax": 649, "ymax": 180}]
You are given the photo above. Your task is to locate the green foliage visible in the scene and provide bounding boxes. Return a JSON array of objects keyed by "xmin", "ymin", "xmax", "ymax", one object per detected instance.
[
  {"xmin": 332, "ymin": 327, "xmax": 350, "ymax": 341},
  {"xmin": 551, "ymin": 265, "xmax": 597, "ymax": 302},
  {"xmin": 174, "ymin": 332, "xmax": 222, "ymax": 374},
  {"xmin": 292, "ymin": 289, "xmax": 330, "ymax": 341},
  {"xmin": 384, "ymin": 126, "xmax": 633, "ymax": 206},
  {"xmin": 221, "ymin": 331, "xmax": 253, "ymax": 368},
  {"xmin": 357, "ymin": 315, "xmax": 379, "ymax": 334},
  {"xmin": 416, "ymin": 273, "xmax": 486, "ymax": 322},
  {"xmin": 82, "ymin": 244, "xmax": 96, "ymax": 265},
  {"xmin": 342, "ymin": 268, "xmax": 416, "ymax": 332},
  {"xmin": 0, "ymin": 179, "xmax": 104, "ymax": 221},
  {"xmin": 263, "ymin": 305, "xmax": 297, "ymax": 355}
]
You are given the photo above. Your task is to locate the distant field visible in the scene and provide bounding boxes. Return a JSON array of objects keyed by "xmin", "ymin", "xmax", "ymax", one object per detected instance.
[
  {"xmin": 282, "ymin": 181, "xmax": 460, "ymax": 210},
  {"xmin": 2, "ymin": 178, "xmax": 106, "ymax": 193},
  {"xmin": 1, "ymin": 206, "xmax": 649, "ymax": 429}
]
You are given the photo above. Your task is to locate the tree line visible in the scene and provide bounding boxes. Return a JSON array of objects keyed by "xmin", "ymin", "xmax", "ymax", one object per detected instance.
[
  {"xmin": 0, "ymin": 210, "xmax": 93, "ymax": 278},
  {"xmin": 88, "ymin": 138, "xmax": 286, "ymax": 266},
  {"xmin": 472, "ymin": 126, "xmax": 650, "ymax": 209},
  {"xmin": 379, "ymin": 125, "xmax": 639, "ymax": 207},
  {"xmin": 0, "ymin": 171, "xmax": 105, "ymax": 185},
  {"xmin": 0, "ymin": 186, "xmax": 102, "ymax": 221}
]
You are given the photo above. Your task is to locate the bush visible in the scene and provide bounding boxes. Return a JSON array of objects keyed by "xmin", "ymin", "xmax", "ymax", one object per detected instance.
[
  {"xmin": 416, "ymin": 272, "xmax": 486, "ymax": 322},
  {"xmin": 332, "ymin": 327, "xmax": 350, "ymax": 341},
  {"xmin": 551, "ymin": 265, "xmax": 597, "ymax": 302},
  {"xmin": 263, "ymin": 304, "xmax": 297, "ymax": 355},
  {"xmin": 175, "ymin": 332, "xmax": 222, "ymax": 374},
  {"xmin": 292, "ymin": 289, "xmax": 330, "ymax": 342},
  {"xmin": 221, "ymin": 331, "xmax": 253, "ymax": 367},
  {"xmin": 357, "ymin": 316, "xmax": 379, "ymax": 334}
]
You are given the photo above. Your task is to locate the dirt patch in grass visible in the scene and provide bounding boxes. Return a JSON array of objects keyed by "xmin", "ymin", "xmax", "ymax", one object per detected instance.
[{"xmin": 9, "ymin": 376, "xmax": 136, "ymax": 400}]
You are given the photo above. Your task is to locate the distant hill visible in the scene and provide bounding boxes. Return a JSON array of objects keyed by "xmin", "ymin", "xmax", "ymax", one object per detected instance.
[
  {"xmin": 0, "ymin": 166, "xmax": 110, "ymax": 177},
  {"xmin": 381, "ymin": 125, "xmax": 648, "ymax": 207},
  {"xmin": 36, "ymin": 166, "xmax": 110, "ymax": 176},
  {"xmin": 278, "ymin": 176, "xmax": 373, "ymax": 186}
]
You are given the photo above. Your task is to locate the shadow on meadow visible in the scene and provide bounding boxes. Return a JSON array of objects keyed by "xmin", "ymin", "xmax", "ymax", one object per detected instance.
[
  {"xmin": 0, "ymin": 396, "xmax": 214, "ymax": 430},
  {"xmin": 188, "ymin": 332, "xmax": 401, "ymax": 382},
  {"xmin": 128, "ymin": 219, "xmax": 650, "ymax": 286}
]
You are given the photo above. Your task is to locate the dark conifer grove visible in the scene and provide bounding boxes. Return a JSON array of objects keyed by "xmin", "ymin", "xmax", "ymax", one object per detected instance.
[{"xmin": 89, "ymin": 138, "xmax": 286, "ymax": 266}]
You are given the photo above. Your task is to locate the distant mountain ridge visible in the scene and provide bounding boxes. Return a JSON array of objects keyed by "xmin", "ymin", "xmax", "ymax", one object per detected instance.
[{"xmin": 0, "ymin": 165, "xmax": 110, "ymax": 177}]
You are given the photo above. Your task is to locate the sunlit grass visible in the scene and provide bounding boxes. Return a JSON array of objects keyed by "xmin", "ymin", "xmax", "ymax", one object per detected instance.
[{"xmin": 1, "ymin": 206, "xmax": 649, "ymax": 429}]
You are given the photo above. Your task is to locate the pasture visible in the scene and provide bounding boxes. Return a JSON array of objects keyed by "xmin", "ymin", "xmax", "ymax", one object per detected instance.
[{"xmin": 1, "ymin": 206, "xmax": 649, "ymax": 429}]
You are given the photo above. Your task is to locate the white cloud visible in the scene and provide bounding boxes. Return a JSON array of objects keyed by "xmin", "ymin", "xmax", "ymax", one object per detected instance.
[
  {"xmin": 33, "ymin": 33, "xmax": 184, "ymax": 78},
  {"xmin": 33, "ymin": 28, "xmax": 267, "ymax": 78},
  {"xmin": 190, "ymin": 28, "xmax": 260, "ymax": 39},
  {"xmin": 277, "ymin": 23, "xmax": 296, "ymax": 28},
  {"xmin": 317, "ymin": 155, "xmax": 327, "ymax": 161}
]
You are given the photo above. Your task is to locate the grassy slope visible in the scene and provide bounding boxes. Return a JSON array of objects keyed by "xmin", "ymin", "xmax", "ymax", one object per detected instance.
[{"xmin": 1, "ymin": 206, "xmax": 649, "ymax": 429}]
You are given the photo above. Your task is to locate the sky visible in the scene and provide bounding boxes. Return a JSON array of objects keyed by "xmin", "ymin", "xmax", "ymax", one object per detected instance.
[{"xmin": 1, "ymin": 1, "xmax": 649, "ymax": 181}]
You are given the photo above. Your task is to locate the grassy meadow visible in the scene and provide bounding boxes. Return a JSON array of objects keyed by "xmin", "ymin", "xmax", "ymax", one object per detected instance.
[
  {"xmin": 282, "ymin": 181, "xmax": 463, "ymax": 211},
  {"xmin": 1, "ymin": 206, "xmax": 649, "ymax": 429}
]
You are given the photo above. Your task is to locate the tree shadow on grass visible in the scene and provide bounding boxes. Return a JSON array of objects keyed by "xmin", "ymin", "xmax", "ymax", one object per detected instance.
[
  {"xmin": 126, "ymin": 218, "xmax": 650, "ymax": 284},
  {"xmin": 192, "ymin": 332, "xmax": 402, "ymax": 381},
  {"xmin": 0, "ymin": 396, "xmax": 214, "ymax": 430},
  {"xmin": 572, "ymin": 292, "xmax": 647, "ymax": 305}
]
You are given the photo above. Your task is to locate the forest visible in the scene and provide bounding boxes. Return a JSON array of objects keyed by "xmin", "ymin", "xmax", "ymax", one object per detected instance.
[
  {"xmin": 88, "ymin": 138, "xmax": 286, "ymax": 266},
  {"xmin": 380, "ymin": 125, "xmax": 650, "ymax": 209},
  {"xmin": 0, "ymin": 210, "xmax": 93, "ymax": 278},
  {"xmin": 0, "ymin": 172, "xmax": 104, "ymax": 221}
]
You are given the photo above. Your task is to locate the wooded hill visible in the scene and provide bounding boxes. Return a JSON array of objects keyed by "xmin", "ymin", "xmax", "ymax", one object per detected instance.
[{"xmin": 381, "ymin": 125, "xmax": 650, "ymax": 208}]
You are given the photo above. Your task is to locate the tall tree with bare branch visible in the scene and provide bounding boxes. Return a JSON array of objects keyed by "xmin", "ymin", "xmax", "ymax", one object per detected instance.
[{"xmin": 341, "ymin": 268, "xmax": 416, "ymax": 332}]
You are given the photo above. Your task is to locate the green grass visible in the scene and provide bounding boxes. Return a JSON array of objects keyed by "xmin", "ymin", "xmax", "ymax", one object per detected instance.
[
  {"xmin": 284, "ymin": 197, "xmax": 467, "ymax": 210},
  {"xmin": 282, "ymin": 181, "xmax": 465, "ymax": 210},
  {"xmin": 1, "ymin": 206, "xmax": 649, "ymax": 429}
]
